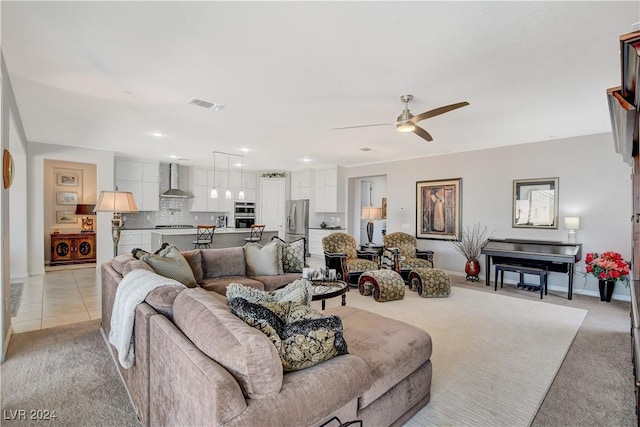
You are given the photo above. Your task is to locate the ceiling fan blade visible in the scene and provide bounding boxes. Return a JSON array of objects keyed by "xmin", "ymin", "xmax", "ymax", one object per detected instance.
[
  {"xmin": 332, "ymin": 123, "xmax": 392, "ymax": 130},
  {"xmin": 411, "ymin": 101, "xmax": 470, "ymax": 123},
  {"xmin": 412, "ymin": 125, "xmax": 433, "ymax": 142}
]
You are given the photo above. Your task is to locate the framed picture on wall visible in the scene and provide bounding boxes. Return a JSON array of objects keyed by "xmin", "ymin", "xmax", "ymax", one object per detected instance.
[
  {"xmin": 56, "ymin": 171, "xmax": 79, "ymax": 186},
  {"xmin": 55, "ymin": 211, "xmax": 77, "ymax": 224},
  {"xmin": 381, "ymin": 197, "xmax": 387, "ymax": 219},
  {"xmin": 512, "ymin": 177, "xmax": 559, "ymax": 229},
  {"xmin": 56, "ymin": 191, "xmax": 78, "ymax": 205},
  {"xmin": 416, "ymin": 178, "xmax": 462, "ymax": 240}
]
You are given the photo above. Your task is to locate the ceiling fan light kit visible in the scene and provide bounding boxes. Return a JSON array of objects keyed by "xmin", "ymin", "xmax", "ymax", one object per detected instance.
[{"xmin": 334, "ymin": 94, "xmax": 469, "ymax": 142}]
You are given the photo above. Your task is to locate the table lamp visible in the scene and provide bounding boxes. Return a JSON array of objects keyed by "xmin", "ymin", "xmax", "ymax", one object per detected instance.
[
  {"xmin": 94, "ymin": 191, "xmax": 138, "ymax": 257},
  {"xmin": 361, "ymin": 206, "xmax": 383, "ymax": 245},
  {"xmin": 75, "ymin": 204, "xmax": 96, "ymax": 233},
  {"xmin": 564, "ymin": 216, "xmax": 581, "ymax": 243}
]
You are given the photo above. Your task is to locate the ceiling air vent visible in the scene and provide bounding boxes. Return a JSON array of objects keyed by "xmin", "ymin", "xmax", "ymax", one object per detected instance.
[{"xmin": 188, "ymin": 98, "xmax": 225, "ymax": 111}]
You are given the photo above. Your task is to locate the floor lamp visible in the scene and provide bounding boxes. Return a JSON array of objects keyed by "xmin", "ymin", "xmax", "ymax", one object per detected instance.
[
  {"xmin": 361, "ymin": 206, "xmax": 382, "ymax": 246},
  {"xmin": 93, "ymin": 191, "xmax": 138, "ymax": 257}
]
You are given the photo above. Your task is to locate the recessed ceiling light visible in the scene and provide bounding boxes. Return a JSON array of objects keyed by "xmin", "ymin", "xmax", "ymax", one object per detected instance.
[
  {"xmin": 240, "ymin": 147, "xmax": 251, "ymax": 152},
  {"xmin": 151, "ymin": 131, "xmax": 165, "ymax": 137},
  {"xmin": 300, "ymin": 157, "xmax": 313, "ymax": 162},
  {"xmin": 360, "ymin": 147, "xmax": 373, "ymax": 152}
]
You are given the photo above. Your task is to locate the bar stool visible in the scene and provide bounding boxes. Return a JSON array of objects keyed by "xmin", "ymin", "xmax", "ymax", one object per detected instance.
[
  {"xmin": 243, "ymin": 224, "xmax": 265, "ymax": 244},
  {"xmin": 193, "ymin": 225, "xmax": 216, "ymax": 249}
]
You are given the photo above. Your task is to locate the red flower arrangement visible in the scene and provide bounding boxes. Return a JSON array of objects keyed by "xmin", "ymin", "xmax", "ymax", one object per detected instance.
[{"xmin": 585, "ymin": 251, "xmax": 631, "ymax": 283}]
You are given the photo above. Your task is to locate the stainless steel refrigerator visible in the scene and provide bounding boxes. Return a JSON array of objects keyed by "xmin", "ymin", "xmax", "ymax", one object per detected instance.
[{"xmin": 286, "ymin": 199, "xmax": 309, "ymax": 256}]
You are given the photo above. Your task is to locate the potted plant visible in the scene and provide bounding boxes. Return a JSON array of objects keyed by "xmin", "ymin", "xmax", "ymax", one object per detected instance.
[
  {"xmin": 585, "ymin": 251, "xmax": 631, "ymax": 302},
  {"xmin": 449, "ymin": 223, "xmax": 492, "ymax": 282}
]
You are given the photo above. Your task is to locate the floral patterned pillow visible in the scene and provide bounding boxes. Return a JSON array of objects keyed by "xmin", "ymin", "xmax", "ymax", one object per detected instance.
[
  {"xmin": 280, "ymin": 238, "xmax": 306, "ymax": 273},
  {"xmin": 228, "ymin": 297, "xmax": 348, "ymax": 371}
]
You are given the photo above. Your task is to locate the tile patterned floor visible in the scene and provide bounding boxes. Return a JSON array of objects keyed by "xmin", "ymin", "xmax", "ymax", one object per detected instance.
[
  {"xmin": 11, "ymin": 267, "xmax": 102, "ymax": 333},
  {"xmin": 11, "ymin": 256, "xmax": 326, "ymax": 334}
]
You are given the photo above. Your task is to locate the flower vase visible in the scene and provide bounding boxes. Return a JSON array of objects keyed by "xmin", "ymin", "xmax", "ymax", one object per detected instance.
[
  {"xmin": 598, "ymin": 279, "xmax": 615, "ymax": 302},
  {"xmin": 465, "ymin": 259, "xmax": 480, "ymax": 282}
]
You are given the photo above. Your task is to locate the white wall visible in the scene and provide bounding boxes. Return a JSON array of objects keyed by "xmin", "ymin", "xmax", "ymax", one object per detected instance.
[
  {"xmin": 9, "ymin": 115, "xmax": 27, "ymax": 279},
  {"xmin": 345, "ymin": 133, "xmax": 632, "ymax": 300},
  {"xmin": 28, "ymin": 143, "xmax": 115, "ymax": 275}
]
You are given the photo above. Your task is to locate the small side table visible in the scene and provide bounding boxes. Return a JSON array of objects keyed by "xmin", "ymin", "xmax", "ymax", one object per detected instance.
[
  {"xmin": 359, "ymin": 244, "xmax": 384, "ymax": 256},
  {"xmin": 311, "ymin": 280, "xmax": 348, "ymax": 310}
]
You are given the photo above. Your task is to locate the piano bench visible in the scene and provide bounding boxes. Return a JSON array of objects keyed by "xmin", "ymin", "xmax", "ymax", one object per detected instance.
[{"xmin": 494, "ymin": 264, "xmax": 548, "ymax": 299}]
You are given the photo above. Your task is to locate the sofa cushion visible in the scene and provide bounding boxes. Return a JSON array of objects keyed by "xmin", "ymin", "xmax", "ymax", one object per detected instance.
[
  {"xmin": 199, "ymin": 276, "xmax": 265, "ymax": 295},
  {"xmin": 180, "ymin": 249, "xmax": 203, "ymax": 283},
  {"xmin": 278, "ymin": 238, "xmax": 305, "ymax": 273},
  {"xmin": 112, "ymin": 254, "xmax": 135, "ymax": 275},
  {"xmin": 142, "ymin": 245, "xmax": 197, "ymax": 288},
  {"xmin": 226, "ymin": 279, "xmax": 313, "ymax": 305},
  {"xmin": 122, "ymin": 259, "xmax": 154, "ymax": 276},
  {"xmin": 173, "ymin": 288, "xmax": 283, "ymax": 399},
  {"xmin": 145, "ymin": 286, "xmax": 182, "ymax": 320},
  {"xmin": 324, "ymin": 305, "xmax": 432, "ymax": 408},
  {"xmin": 201, "ymin": 247, "xmax": 246, "ymax": 279},
  {"xmin": 245, "ymin": 241, "xmax": 282, "ymax": 276},
  {"xmin": 228, "ymin": 297, "xmax": 348, "ymax": 372},
  {"xmin": 251, "ymin": 272, "xmax": 302, "ymax": 292}
]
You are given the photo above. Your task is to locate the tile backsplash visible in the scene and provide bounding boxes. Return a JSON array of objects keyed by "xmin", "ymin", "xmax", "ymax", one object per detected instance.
[{"xmin": 122, "ymin": 198, "xmax": 229, "ymax": 229}]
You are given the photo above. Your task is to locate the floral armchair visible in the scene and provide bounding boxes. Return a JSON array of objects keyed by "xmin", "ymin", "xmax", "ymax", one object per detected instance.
[
  {"xmin": 322, "ymin": 232, "xmax": 380, "ymax": 284},
  {"xmin": 383, "ymin": 232, "xmax": 434, "ymax": 281}
]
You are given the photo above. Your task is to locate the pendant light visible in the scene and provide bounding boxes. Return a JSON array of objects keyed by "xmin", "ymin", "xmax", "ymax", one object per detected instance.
[
  {"xmin": 210, "ymin": 151, "xmax": 218, "ymax": 199},
  {"xmin": 238, "ymin": 156, "xmax": 245, "ymax": 200},
  {"xmin": 225, "ymin": 155, "xmax": 232, "ymax": 200}
]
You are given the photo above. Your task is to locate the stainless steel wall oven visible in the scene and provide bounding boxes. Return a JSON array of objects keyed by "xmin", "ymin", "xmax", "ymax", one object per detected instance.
[{"xmin": 234, "ymin": 201, "xmax": 256, "ymax": 229}]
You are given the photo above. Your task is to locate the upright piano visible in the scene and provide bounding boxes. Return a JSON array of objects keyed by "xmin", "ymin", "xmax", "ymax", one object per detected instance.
[{"xmin": 481, "ymin": 238, "xmax": 582, "ymax": 299}]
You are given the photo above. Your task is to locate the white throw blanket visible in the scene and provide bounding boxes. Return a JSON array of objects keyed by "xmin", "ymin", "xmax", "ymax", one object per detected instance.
[{"xmin": 109, "ymin": 268, "xmax": 185, "ymax": 369}]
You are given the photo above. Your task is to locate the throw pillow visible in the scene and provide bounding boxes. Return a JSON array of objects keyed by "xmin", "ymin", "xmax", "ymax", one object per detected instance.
[
  {"xmin": 278, "ymin": 238, "xmax": 305, "ymax": 273},
  {"xmin": 226, "ymin": 279, "xmax": 313, "ymax": 306},
  {"xmin": 228, "ymin": 297, "xmax": 348, "ymax": 371},
  {"xmin": 245, "ymin": 241, "xmax": 282, "ymax": 276},
  {"xmin": 142, "ymin": 245, "xmax": 197, "ymax": 288}
]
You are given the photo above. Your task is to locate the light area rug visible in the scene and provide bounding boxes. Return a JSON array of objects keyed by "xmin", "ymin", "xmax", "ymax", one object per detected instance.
[{"xmin": 337, "ymin": 286, "xmax": 588, "ymax": 427}]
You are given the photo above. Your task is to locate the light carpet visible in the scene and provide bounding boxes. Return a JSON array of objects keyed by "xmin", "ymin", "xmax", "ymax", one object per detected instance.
[{"xmin": 338, "ymin": 286, "xmax": 588, "ymax": 427}]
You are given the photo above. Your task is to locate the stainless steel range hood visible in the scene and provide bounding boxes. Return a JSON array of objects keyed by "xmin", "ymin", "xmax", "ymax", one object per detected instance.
[{"xmin": 160, "ymin": 163, "xmax": 194, "ymax": 198}]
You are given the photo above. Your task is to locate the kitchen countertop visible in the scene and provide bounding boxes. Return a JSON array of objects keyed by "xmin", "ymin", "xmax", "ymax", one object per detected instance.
[
  {"xmin": 309, "ymin": 227, "xmax": 345, "ymax": 230},
  {"xmin": 150, "ymin": 228, "xmax": 272, "ymax": 235}
]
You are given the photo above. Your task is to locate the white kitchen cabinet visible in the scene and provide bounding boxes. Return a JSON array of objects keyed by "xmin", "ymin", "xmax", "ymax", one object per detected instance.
[
  {"xmin": 308, "ymin": 229, "xmax": 336, "ymax": 256},
  {"xmin": 259, "ymin": 178, "xmax": 285, "ymax": 237},
  {"xmin": 190, "ymin": 167, "xmax": 232, "ymax": 212},
  {"xmin": 115, "ymin": 159, "xmax": 159, "ymax": 211},
  {"xmin": 291, "ymin": 169, "xmax": 312, "ymax": 200},
  {"xmin": 314, "ymin": 167, "xmax": 344, "ymax": 213},
  {"xmin": 117, "ymin": 230, "xmax": 152, "ymax": 256}
]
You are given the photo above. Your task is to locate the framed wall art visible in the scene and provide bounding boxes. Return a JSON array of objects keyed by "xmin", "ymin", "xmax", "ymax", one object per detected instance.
[
  {"xmin": 56, "ymin": 191, "xmax": 78, "ymax": 205},
  {"xmin": 56, "ymin": 171, "xmax": 79, "ymax": 186},
  {"xmin": 416, "ymin": 178, "xmax": 462, "ymax": 240},
  {"xmin": 55, "ymin": 211, "xmax": 77, "ymax": 224},
  {"xmin": 381, "ymin": 197, "xmax": 387, "ymax": 219},
  {"xmin": 512, "ymin": 177, "xmax": 559, "ymax": 229}
]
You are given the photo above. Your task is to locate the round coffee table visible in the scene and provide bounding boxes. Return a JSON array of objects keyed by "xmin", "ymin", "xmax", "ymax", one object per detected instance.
[{"xmin": 311, "ymin": 280, "xmax": 348, "ymax": 310}]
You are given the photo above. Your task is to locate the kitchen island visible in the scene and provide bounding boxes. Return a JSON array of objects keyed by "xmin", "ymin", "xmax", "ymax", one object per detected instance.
[{"xmin": 150, "ymin": 228, "xmax": 279, "ymax": 251}]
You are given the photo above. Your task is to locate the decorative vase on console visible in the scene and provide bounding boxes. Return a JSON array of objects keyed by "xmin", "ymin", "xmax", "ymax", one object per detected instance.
[{"xmin": 585, "ymin": 251, "xmax": 631, "ymax": 303}]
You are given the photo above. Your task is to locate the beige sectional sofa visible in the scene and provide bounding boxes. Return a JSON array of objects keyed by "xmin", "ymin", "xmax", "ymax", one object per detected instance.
[{"xmin": 101, "ymin": 245, "xmax": 433, "ymax": 426}]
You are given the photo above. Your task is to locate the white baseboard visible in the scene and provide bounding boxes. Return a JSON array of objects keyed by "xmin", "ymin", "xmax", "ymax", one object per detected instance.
[{"xmin": 443, "ymin": 270, "xmax": 631, "ymax": 302}]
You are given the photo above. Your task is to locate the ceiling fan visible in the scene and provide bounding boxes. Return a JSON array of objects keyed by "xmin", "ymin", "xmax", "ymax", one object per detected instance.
[{"xmin": 333, "ymin": 95, "xmax": 469, "ymax": 142}]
